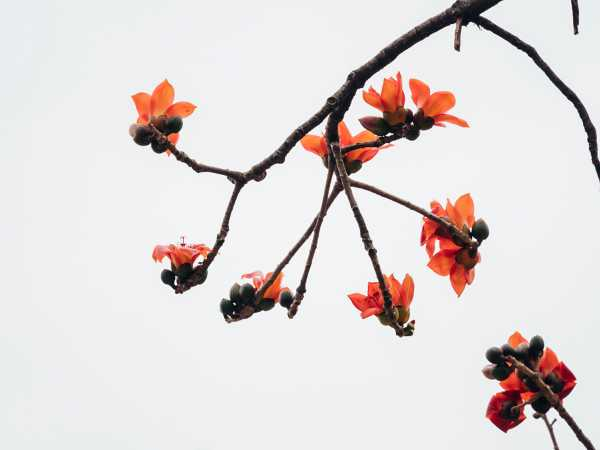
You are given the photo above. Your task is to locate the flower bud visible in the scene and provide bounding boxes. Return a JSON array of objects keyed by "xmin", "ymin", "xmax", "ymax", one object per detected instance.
[
  {"xmin": 492, "ymin": 364, "xmax": 512, "ymax": 381},
  {"xmin": 396, "ymin": 306, "xmax": 410, "ymax": 325},
  {"xmin": 482, "ymin": 364, "xmax": 496, "ymax": 380},
  {"xmin": 163, "ymin": 116, "xmax": 183, "ymax": 135},
  {"xmin": 471, "ymin": 218, "xmax": 490, "ymax": 241},
  {"xmin": 418, "ymin": 116, "xmax": 435, "ymax": 130},
  {"xmin": 131, "ymin": 124, "xmax": 153, "ymax": 146},
  {"xmin": 501, "ymin": 344, "xmax": 517, "ymax": 357},
  {"xmin": 257, "ymin": 299, "xmax": 276, "ymax": 311},
  {"xmin": 514, "ymin": 343, "xmax": 530, "ymax": 362},
  {"xmin": 359, "ymin": 116, "xmax": 391, "ymax": 136},
  {"xmin": 151, "ymin": 139, "xmax": 168, "ymax": 154},
  {"xmin": 405, "ymin": 125, "xmax": 420, "ymax": 141},
  {"xmin": 531, "ymin": 397, "xmax": 551, "ymax": 414},
  {"xmin": 279, "ymin": 290, "xmax": 293, "ymax": 309},
  {"xmin": 151, "ymin": 115, "xmax": 168, "ymax": 132},
  {"xmin": 239, "ymin": 283, "xmax": 256, "ymax": 304},
  {"xmin": 160, "ymin": 269, "xmax": 176, "ymax": 287},
  {"xmin": 220, "ymin": 298, "xmax": 235, "ymax": 317},
  {"xmin": 528, "ymin": 335, "xmax": 544, "ymax": 359},
  {"xmin": 486, "ymin": 346, "xmax": 504, "ymax": 364},
  {"xmin": 345, "ymin": 159, "xmax": 363, "ymax": 175},
  {"xmin": 229, "ymin": 283, "xmax": 242, "ymax": 303},
  {"xmin": 176, "ymin": 263, "xmax": 193, "ymax": 281}
]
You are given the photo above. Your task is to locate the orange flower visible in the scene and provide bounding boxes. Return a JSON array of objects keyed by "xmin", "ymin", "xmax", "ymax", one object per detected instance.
[
  {"xmin": 131, "ymin": 79, "xmax": 196, "ymax": 147},
  {"xmin": 300, "ymin": 121, "xmax": 389, "ymax": 165},
  {"xmin": 408, "ymin": 78, "xmax": 468, "ymax": 128},
  {"xmin": 500, "ymin": 332, "xmax": 577, "ymax": 401},
  {"xmin": 486, "ymin": 390, "xmax": 526, "ymax": 433},
  {"xmin": 363, "ymin": 72, "xmax": 406, "ymax": 114},
  {"xmin": 242, "ymin": 271, "xmax": 289, "ymax": 302},
  {"xmin": 152, "ymin": 242, "xmax": 211, "ymax": 268},
  {"xmin": 422, "ymin": 194, "xmax": 480, "ymax": 296},
  {"xmin": 347, "ymin": 274, "xmax": 414, "ymax": 320}
]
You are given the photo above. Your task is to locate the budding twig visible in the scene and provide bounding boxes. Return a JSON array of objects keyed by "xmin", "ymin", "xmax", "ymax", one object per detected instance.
[
  {"xmin": 340, "ymin": 132, "xmax": 404, "ymax": 155},
  {"xmin": 571, "ymin": 0, "xmax": 580, "ymax": 35},
  {"xmin": 474, "ymin": 17, "xmax": 599, "ymax": 184},
  {"xmin": 454, "ymin": 17, "xmax": 464, "ymax": 51},
  {"xmin": 507, "ymin": 356, "xmax": 596, "ymax": 450},
  {"xmin": 535, "ymin": 413, "xmax": 561, "ymax": 450}
]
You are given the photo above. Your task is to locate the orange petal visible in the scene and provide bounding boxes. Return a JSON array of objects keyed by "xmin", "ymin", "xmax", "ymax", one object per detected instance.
[
  {"xmin": 300, "ymin": 135, "xmax": 327, "ymax": 157},
  {"xmin": 421, "ymin": 220, "xmax": 438, "ymax": 244},
  {"xmin": 445, "ymin": 199, "xmax": 464, "ymax": 228},
  {"xmin": 348, "ymin": 293, "xmax": 369, "ymax": 312},
  {"xmin": 423, "ymin": 91, "xmax": 455, "ymax": 117},
  {"xmin": 337, "ymin": 121, "xmax": 352, "ymax": 146},
  {"xmin": 132, "ymin": 92, "xmax": 151, "ymax": 123},
  {"xmin": 166, "ymin": 101, "xmax": 196, "ymax": 118},
  {"xmin": 465, "ymin": 268, "xmax": 475, "ymax": 285},
  {"xmin": 500, "ymin": 372, "xmax": 525, "ymax": 391},
  {"xmin": 152, "ymin": 244, "xmax": 170, "ymax": 263},
  {"xmin": 434, "ymin": 113, "xmax": 469, "ymax": 128},
  {"xmin": 263, "ymin": 272, "xmax": 284, "ymax": 300},
  {"xmin": 352, "ymin": 130, "xmax": 378, "ymax": 144},
  {"xmin": 539, "ymin": 348, "xmax": 560, "ymax": 375},
  {"xmin": 381, "ymin": 77, "xmax": 399, "ymax": 113},
  {"xmin": 425, "ymin": 238, "xmax": 436, "ymax": 258},
  {"xmin": 508, "ymin": 331, "xmax": 528, "ymax": 348},
  {"xmin": 439, "ymin": 237, "xmax": 461, "ymax": 251},
  {"xmin": 387, "ymin": 274, "xmax": 402, "ymax": 306},
  {"xmin": 427, "ymin": 250, "xmax": 456, "ymax": 276},
  {"xmin": 450, "ymin": 264, "xmax": 467, "ymax": 296},
  {"xmin": 455, "ymin": 193, "xmax": 475, "ymax": 228},
  {"xmin": 409, "ymin": 79, "xmax": 430, "ymax": 109},
  {"xmin": 395, "ymin": 72, "xmax": 405, "ymax": 107},
  {"xmin": 346, "ymin": 148, "xmax": 379, "ymax": 163},
  {"xmin": 362, "ymin": 88, "xmax": 384, "ymax": 112},
  {"xmin": 361, "ymin": 307, "xmax": 383, "ymax": 319},
  {"xmin": 168, "ymin": 133, "xmax": 179, "ymax": 145},
  {"xmin": 367, "ymin": 281, "xmax": 381, "ymax": 299},
  {"xmin": 401, "ymin": 274, "xmax": 414, "ymax": 308},
  {"xmin": 151, "ymin": 79, "xmax": 175, "ymax": 116}
]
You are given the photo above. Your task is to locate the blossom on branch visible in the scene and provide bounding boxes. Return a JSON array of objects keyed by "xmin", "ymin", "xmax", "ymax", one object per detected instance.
[
  {"xmin": 408, "ymin": 78, "xmax": 468, "ymax": 128},
  {"xmin": 486, "ymin": 390, "xmax": 526, "ymax": 433},
  {"xmin": 152, "ymin": 240, "xmax": 211, "ymax": 289},
  {"xmin": 362, "ymin": 72, "xmax": 410, "ymax": 128}
]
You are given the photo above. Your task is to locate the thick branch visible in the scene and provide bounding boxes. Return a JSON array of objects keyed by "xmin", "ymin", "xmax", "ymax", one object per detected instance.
[
  {"xmin": 349, "ymin": 178, "xmax": 474, "ymax": 248},
  {"xmin": 508, "ymin": 356, "xmax": 596, "ymax": 450},
  {"xmin": 474, "ymin": 17, "xmax": 599, "ymax": 184},
  {"xmin": 288, "ymin": 166, "xmax": 335, "ymax": 318},
  {"xmin": 176, "ymin": 182, "xmax": 244, "ymax": 293}
]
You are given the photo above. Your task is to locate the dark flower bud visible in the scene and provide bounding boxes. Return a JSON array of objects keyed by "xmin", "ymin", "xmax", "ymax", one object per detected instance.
[
  {"xmin": 359, "ymin": 116, "xmax": 391, "ymax": 136},
  {"xmin": 418, "ymin": 116, "xmax": 435, "ymax": 130},
  {"xmin": 486, "ymin": 347, "xmax": 504, "ymax": 364},
  {"xmin": 151, "ymin": 115, "xmax": 168, "ymax": 132},
  {"xmin": 160, "ymin": 269, "xmax": 176, "ymax": 287},
  {"xmin": 514, "ymin": 343, "xmax": 530, "ymax": 361},
  {"xmin": 220, "ymin": 298, "xmax": 235, "ymax": 317},
  {"xmin": 345, "ymin": 159, "xmax": 363, "ymax": 175},
  {"xmin": 492, "ymin": 364, "xmax": 512, "ymax": 381},
  {"xmin": 482, "ymin": 364, "xmax": 496, "ymax": 380},
  {"xmin": 163, "ymin": 116, "xmax": 183, "ymax": 135},
  {"xmin": 528, "ymin": 335, "xmax": 545, "ymax": 358},
  {"xmin": 470, "ymin": 218, "xmax": 490, "ymax": 241},
  {"xmin": 405, "ymin": 125, "xmax": 420, "ymax": 141},
  {"xmin": 501, "ymin": 343, "xmax": 517, "ymax": 357},
  {"xmin": 279, "ymin": 290, "xmax": 293, "ymax": 309},
  {"xmin": 131, "ymin": 124, "xmax": 153, "ymax": 146},
  {"xmin": 531, "ymin": 396, "xmax": 551, "ymax": 414},
  {"xmin": 239, "ymin": 283, "xmax": 256, "ymax": 304},
  {"xmin": 151, "ymin": 139, "xmax": 168, "ymax": 154},
  {"xmin": 412, "ymin": 109, "xmax": 424, "ymax": 126},
  {"xmin": 257, "ymin": 299, "xmax": 275, "ymax": 311},
  {"xmin": 176, "ymin": 263, "xmax": 193, "ymax": 281},
  {"xmin": 197, "ymin": 269, "xmax": 208, "ymax": 285},
  {"xmin": 229, "ymin": 283, "xmax": 242, "ymax": 303}
]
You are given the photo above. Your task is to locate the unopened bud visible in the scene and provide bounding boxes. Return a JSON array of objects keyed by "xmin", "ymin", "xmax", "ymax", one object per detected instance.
[
  {"xmin": 131, "ymin": 124, "xmax": 153, "ymax": 146},
  {"xmin": 471, "ymin": 218, "xmax": 490, "ymax": 241},
  {"xmin": 359, "ymin": 116, "xmax": 391, "ymax": 136},
  {"xmin": 345, "ymin": 159, "xmax": 363, "ymax": 175},
  {"xmin": 405, "ymin": 125, "xmax": 420, "ymax": 141},
  {"xmin": 164, "ymin": 116, "xmax": 183, "ymax": 135},
  {"xmin": 482, "ymin": 364, "xmax": 496, "ymax": 380}
]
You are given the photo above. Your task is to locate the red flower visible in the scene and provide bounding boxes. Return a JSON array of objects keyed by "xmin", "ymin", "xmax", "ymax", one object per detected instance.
[
  {"xmin": 347, "ymin": 274, "xmax": 414, "ymax": 321},
  {"xmin": 421, "ymin": 194, "xmax": 480, "ymax": 296},
  {"xmin": 131, "ymin": 79, "xmax": 196, "ymax": 148},
  {"xmin": 152, "ymin": 242, "xmax": 211, "ymax": 268},
  {"xmin": 486, "ymin": 390, "xmax": 526, "ymax": 432},
  {"xmin": 242, "ymin": 271, "xmax": 289, "ymax": 302},
  {"xmin": 408, "ymin": 78, "xmax": 468, "ymax": 127},
  {"xmin": 500, "ymin": 332, "xmax": 576, "ymax": 400},
  {"xmin": 300, "ymin": 121, "xmax": 390, "ymax": 164}
]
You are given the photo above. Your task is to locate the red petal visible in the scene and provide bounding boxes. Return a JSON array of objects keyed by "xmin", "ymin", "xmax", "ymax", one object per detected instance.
[
  {"xmin": 539, "ymin": 348, "xmax": 560, "ymax": 375},
  {"xmin": 362, "ymin": 88, "xmax": 384, "ymax": 112},
  {"xmin": 337, "ymin": 121, "xmax": 352, "ymax": 146},
  {"xmin": 132, "ymin": 92, "xmax": 151, "ymax": 123},
  {"xmin": 348, "ymin": 293, "xmax": 369, "ymax": 312},
  {"xmin": 450, "ymin": 264, "xmax": 467, "ymax": 296},
  {"xmin": 508, "ymin": 332, "xmax": 528, "ymax": 348},
  {"xmin": 409, "ymin": 79, "xmax": 430, "ymax": 109},
  {"xmin": 401, "ymin": 274, "xmax": 414, "ymax": 308},
  {"xmin": 151, "ymin": 79, "xmax": 175, "ymax": 116},
  {"xmin": 166, "ymin": 101, "xmax": 196, "ymax": 118},
  {"xmin": 455, "ymin": 193, "xmax": 475, "ymax": 228},
  {"xmin": 381, "ymin": 77, "xmax": 400, "ymax": 112},
  {"xmin": 301, "ymin": 135, "xmax": 328, "ymax": 157},
  {"xmin": 434, "ymin": 113, "xmax": 469, "ymax": 128},
  {"xmin": 423, "ymin": 91, "xmax": 455, "ymax": 117},
  {"xmin": 427, "ymin": 250, "xmax": 456, "ymax": 276}
]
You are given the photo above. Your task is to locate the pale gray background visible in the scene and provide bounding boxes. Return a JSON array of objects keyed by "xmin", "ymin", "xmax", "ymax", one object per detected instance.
[{"xmin": 3, "ymin": 0, "xmax": 599, "ymax": 449}]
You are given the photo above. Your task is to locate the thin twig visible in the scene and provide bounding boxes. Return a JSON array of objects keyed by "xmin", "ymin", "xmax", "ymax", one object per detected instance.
[
  {"xmin": 288, "ymin": 166, "xmax": 335, "ymax": 318},
  {"xmin": 254, "ymin": 181, "xmax": 343, "ymax": 302},
  {"xmin": 474, "ymin": 16, "xmax": 599, "ymax": 184},
  {"xmin": 340, "ymin": 133, "xmax": 404, "ymax": 155},
  {"xmin": 508, "ymin": 356, "xmax": 596, "ymax": 450},
  {"xmin": 535, "ymin": 413, "xmax": 561, "ymax": 450},
  {"xmin": 176, "ymin": 182, "xmax": 244, "ymax": 293},
  {"xmin": 454, "ymin": 17, "xmax": 463, "ymax": 51},
  {"xmin": 348, "ymin": 178, "xmax": 474, "ymax": 248},
  {"xmin": 571, "ymin": 0, "xmax": 580, "ymax": 35}
]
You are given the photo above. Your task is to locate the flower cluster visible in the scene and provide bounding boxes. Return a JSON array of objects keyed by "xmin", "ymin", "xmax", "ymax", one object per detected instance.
[
  {"xmin": 219, "ymin": 271, "xmax": 293, "ymax": 321},
  {"xmin": 360, "ymin": 72, "xmax": 468, "ymax": 140},
  {"xmin": 421, "ymin": 194, "xmax": 488, "ymax": 296},
  {"xmin": 300, "ymin": 121, "xmax": 391, "ymax": 174},
  {"xmin": 347, "ymin": 273, "xmax": 415, "ymax": 333},
  {"xmin": 483, "ymin": 332, "xmax": 577, "ymax": 432},
  {"xmin": 152, "ymin": 240, "xmax": 211, "ymax": 288},
  {"xmin": 130, "ymin": 80, "xmax": 196, "ymax": 154}
]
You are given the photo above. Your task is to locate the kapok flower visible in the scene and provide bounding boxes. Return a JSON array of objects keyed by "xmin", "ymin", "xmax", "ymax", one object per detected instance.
[
  {"xmin": 421, "ymin": 193, "xmax": 481, "ymax": 296},
  {"xmin": 486, "ymin": 390, "xmax": 526, "ymax": 433},
  {"xmin": 300, "ymin": 121, "xmax": 390, "ymax": 171},
  {"xmin": 242, "ymin": 271, "xmax": 289, "ymax": 302},
  {"xmin": 362, "ymin": 72, "xmax": 410, "ymax": 128},
  {"xmin": 500, "ymin": 332, "xmax": 577, "ymax": 401},
  {"xmin": 347, "ymin": 274, "xmax": 414, "ymax": 323},
  {"xmin": 152, "ymin": 242, "xmax": 211, "ymax": 268},
  {"xmin": 131, "ymin": 79, "xmax": 196, "ymax": 147},
  {"xmin": 409, "ymin": 78, "xmax": 468, "ymax": 128}
]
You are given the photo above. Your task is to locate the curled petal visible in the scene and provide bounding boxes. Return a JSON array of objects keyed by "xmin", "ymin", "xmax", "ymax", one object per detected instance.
[
  {"xmin": 352, "ymin": 130, "xmax": 378, "ymax": 144},
  {"xmin": 425, "ymin": 238, "xmax": 436, "ymax": 258},
  {"xmin": 166, "ymin": 101, "xmax": 196, "ymax": 118},
  {"xmin": 555, "ymin": 362, "xmax": 577, "ymax": 399},
  {"xmin": 362, "ymin": 88, "xmax": 384, "ymax": 112},
  {"xmin": 434, "ymin": 113, "xmax": 469, "ymax": 128},
  {"xmin": 152, "ymin": 245, "xmax": 171, "ymax": 263},
  {"xmin": 486, "ymin": 390, "xmax": 526, "ymax": 432},
  {"xmin": 423, "ymin": 91, "xmax": 456, "ymax": 117},
  {"xmin": 346, "ymin": 148, "xmax": 379, "ymax": 163},
  {"xmin": 445, "ymin": 198, "xmax": 463, "ymax": 229},
  {"xmin": 500, "ymin": 372, "xmax": 526, "ymax": 392},
  {"xmin": 151, "ymin": 79, "xmax": 175, "ymax": 116},
  {"xmin": 409, "ymin": 78, "xmax": 430, "ymax": 109},
  {"xmin": 387, "ymin": 274, "xmax": 402, "ymax": 306},
  {"xmin": 348, "ymin": 293, "xmax": 370, "ymax": 312}
]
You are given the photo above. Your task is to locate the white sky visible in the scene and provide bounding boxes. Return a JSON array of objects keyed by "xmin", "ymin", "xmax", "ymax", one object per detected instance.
[{"xmin": 4, "ymin": 0, "xmax": 600, "ymax": 449}]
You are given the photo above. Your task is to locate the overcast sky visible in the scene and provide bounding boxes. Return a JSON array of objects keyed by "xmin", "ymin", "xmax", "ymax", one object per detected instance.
[{"xmin": 4, "ymin": 0, "xmax": 600, "ymax": 449}]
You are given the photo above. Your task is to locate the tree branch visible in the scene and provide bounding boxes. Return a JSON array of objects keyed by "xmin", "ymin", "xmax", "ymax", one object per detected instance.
[
  {"xmin": 340, "ymin": 132, "xmax": 404, "ymax": 155},
  {"xmin": 473, "ymin": 17, "xmax": 599, "ymax": 184},
  {"xmin": 571, "ymin": 0, "xmax": 580, "ymax": 35},
  {"xmin": 288, "ymin": 166, "xmax": 335, "ymax": 318},
  {"xmin": 535, "ymin": 413, "xmax": 560, "ymax": 450},
  {"xmin": 508, "ymin": 356, "xmax": 596, "ymax": 450}
]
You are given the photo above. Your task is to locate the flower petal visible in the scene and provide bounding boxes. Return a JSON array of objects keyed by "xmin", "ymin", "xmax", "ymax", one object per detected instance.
[
  {"xmin": 301, "ymin": 135, "xmax": 328, "ymax": 157},
  {"xmin": 450, "ymin": 264, "xmax": 467, "ymax": 296},
  {"xmin": 263, "ymin": 272, "xmax": 284, "ymax": 300},
  {"xmin": 401, "ymin": 274, "xmax": 414, "ymax": 308},
  {"xmin": 434, "ymin": 113, "xmax": 469, "ymax": 128},
  {"xmin": 508, "ymin": 331, "xmax": 528, "ymax": 349},
  {"xmin": 539, "ymin": 348, "xmax": 560, "ymax": 375},
  {"xmin": 381, "ymin": 77, "xmax": 399, "ymax": 112},
  {"xmin": 132, "ymin": 92, "xmax": 151, "ymax": 123},
  {"xmin": 362, "ymin": 88, "xmax": 384, "ymax": 112},
  {"xmin": 166, "ymin": 101, "xmax": 196, "ymax": 118},
  {"xmin": 409, "ymin": 79, "xmax": 430, "ymax": 109},
  {"xmin": 361, "ymin": 307, "xmax": 383, "ymax": 319},
  {"xmin": 151, "ymin": 79, "xmax": 175, "ymax": 116},
  {"xmin": 348, "ymin": 293, "xmax": 369, "ymax": 312},
  {"xmin": 423, "ymin": 91, "xmax": 456, "ymax": 117},
  {"xmin": 427, "ymin": 250, "xmax": 456, "ymax": 276},
  {"xmin": 337, "ymin": 121, "xmax": 352, "ymax": 146},
  {"xmin": 455, "ymin": 193, "xmax": 475, "ymax": 228}
]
